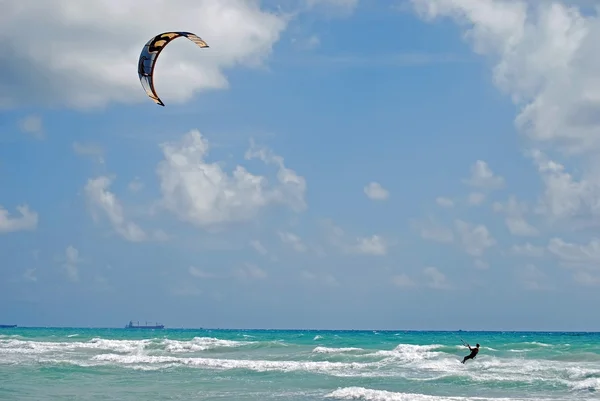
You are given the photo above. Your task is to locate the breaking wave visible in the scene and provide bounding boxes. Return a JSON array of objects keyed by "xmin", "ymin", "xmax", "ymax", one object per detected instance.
[{"xmin": 2, "ymin": 334, "xmax": 599, "ymax": 395}]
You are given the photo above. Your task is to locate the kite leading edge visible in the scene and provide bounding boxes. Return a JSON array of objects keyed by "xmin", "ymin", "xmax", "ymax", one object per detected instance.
[{"xmin": 137, "ymin": 31, "xmax": 209, "ymax": 106}]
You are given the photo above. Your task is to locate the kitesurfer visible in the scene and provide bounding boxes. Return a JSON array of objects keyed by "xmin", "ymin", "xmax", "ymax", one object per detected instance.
[{"xmin": 461, "ymin": 343, "xmax": 480, "ymax": 364}]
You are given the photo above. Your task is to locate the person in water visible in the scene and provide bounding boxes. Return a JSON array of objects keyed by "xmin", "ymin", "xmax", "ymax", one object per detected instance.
[{"xmin": 461, "ymin": 343, "xmax": 480, "ymax": 364}]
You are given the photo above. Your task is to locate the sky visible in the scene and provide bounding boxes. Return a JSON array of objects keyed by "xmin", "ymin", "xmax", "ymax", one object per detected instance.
[{"xmin": 2, "ymin": 0, "xmax": 600, "ymax": 331}]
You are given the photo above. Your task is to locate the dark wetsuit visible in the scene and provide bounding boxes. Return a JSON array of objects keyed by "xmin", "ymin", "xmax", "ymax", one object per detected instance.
[{"xmin": 461, "ymin": 346, "xmax": 479, "ymax": 364}]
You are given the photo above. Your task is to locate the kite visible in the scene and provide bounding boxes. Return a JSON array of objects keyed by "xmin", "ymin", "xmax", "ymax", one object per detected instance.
[{"xmin": 138, "ymin": 31, "xmax": 209, "ymax": 106}]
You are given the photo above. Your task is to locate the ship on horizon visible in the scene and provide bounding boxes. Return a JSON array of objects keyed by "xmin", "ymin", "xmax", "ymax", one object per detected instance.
[{"xmin": 125, "ymin": 320, "xmax": 164, "ymax": 329}]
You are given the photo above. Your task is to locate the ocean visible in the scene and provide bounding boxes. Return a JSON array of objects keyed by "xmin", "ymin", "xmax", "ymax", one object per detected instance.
[{"xmin": 0, "ymin": 328, "xmax": 598, "ymax": 400}]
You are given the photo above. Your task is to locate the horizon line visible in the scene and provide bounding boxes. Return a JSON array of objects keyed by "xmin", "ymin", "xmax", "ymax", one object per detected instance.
[{"xmin": 3, "ymin": 326, "xmax": 600, "ymax": 333}]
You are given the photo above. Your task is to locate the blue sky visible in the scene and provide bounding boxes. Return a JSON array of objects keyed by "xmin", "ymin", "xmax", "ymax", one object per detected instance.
[{"xmin": 2, "ymin": 0, "xmax": 600, "ymax": 331}]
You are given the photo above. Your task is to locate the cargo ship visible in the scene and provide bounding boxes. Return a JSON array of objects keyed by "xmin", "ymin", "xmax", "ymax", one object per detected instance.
[
  {"xmin": 0, "ymin": 324, "xmax": 17, "ymax": 328},
  {"xmin": 125, "ymin": 320, "xmax": 164, "ymax": 329}
]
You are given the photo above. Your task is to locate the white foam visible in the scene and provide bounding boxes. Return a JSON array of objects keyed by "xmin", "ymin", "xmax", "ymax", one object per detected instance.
[
  {"xmin": 3, "ymin": 336, "xmax": 599, "ymax": 395},
  {"xmin": 373, "ymin": 344, "xmax": 444, "ymax": 363},
  {"xmin": 569, "ymin": 377, "xmax": 600, "ymax": 392},
  {"xmin": 325, "ymin": 387, "xmax": 556, "ymax": 401},
  {"xmin": 313, "ymin": 346, "xmax": 365, "ymax": 354},
  {"xmin": 91, "ymin": 353, "xmax": 384, "ymax": 376},
  {"xmin": 0, "ymin": 336, "xmax": 252, "ymax": 356},
  {"xmin": 163, "ymin": 337, "xmax": 251, "ymax": 353}
]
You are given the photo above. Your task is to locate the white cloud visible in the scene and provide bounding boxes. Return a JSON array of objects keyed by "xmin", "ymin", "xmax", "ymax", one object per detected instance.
[
  {"xmin": 547, "ymin": 237, "xmax": 600, "ymax": 286},
  {"xmin": 454, "ymin": 219, "xmax": 496, "ymax": 256},
  {"xmin": 63, "ymin": 245, "xmax": 81, "ymax": 282},
  {"xmin": 292, "ymin": 35, "xmax": 321, "ymax": 50},
  {"xmin": 355, "ymin": 235, "xmax": 388, "ymax": 255},
  {"xmin": 547, "ymin": 237, "xmax": 600, "ymax": 267},
  {"xmin": 411, "ymin": 0, "xmax": 600, "ymax": 230},
  {"xmin": 18, "ymin": 115, "xmax": 43, "ymax": 139},
  {"xmin": 304, "ymin": 0, "xmax": 359, "ymax": 14},
  {"xmin": 412, "ymin": 216, "xmax": 454, "ymax": 243},
  {"xmin": 156, "ymin": 130, "xmax": 306, "ymax": 228},
  {"xmin": 128, "ymin": 177, "xmax": 144, "ymax": 193},
  {"xmin": 573, "ymin": 271, "xmax": 600, "ymax": 287},
  {"xmin": 392, "ymin": 273, "xmax": 416, "ymax": 288},
  {"xmin": 474, "ymin": 259, "xmax": 489, "ymax": 269},
  {"xmin": 73, "ymin": 142, "xmax": 105, "ymax": 164},
  {"xmin": 530, "ymin": 150, "xmax": 600, "ymax": 225},
  {"xmin": 301, "ymin": 270, "xmax": 339, "ymax": 286},
  {"xmin": 322, "ymin": 219, "xmax": 389, "ymax": 255},
  {"xmin": 511, "ymin": 242, "xmax": 545, "ymax": 257},
  {"xmin": 414, "ymin": 0, "xmax": 600, "ymax": 154},
  {"xmin": 493, "ymin": 196, "xmax": 539, "ymax": 237},
  {"xmin": 189, "ymin": 266, "xmax": 218, "ymax": 279},
  {"xmin": 234, "ymin": 263, "xmax": 268, "ymax": 280},
  {"xmin": 0, "ymin": 0, "xmax": 287, "ymax": 109},
  {"xmin": 364, "ymin": 182, "xmax": 390, "ymax": 201},
  {"xmin": 463, "ymin": 160, "xmax": 505, "ymax": 190},
  {"xmin": 278, "ymin": 231, "xmax": 307, "ymax": 252},
  {"xmin": 0, "ymin": 205, "xmax": 38, "ymax": 233},
  {"xmin": 468, "ymin": 192, "xmax": 486, "ymax": 206},
  {"xmin": 23, "ymin": 268, "xmax": 37, "ymax": 282},
  {"xmin": 423, "ymin": 266, "xmax": 451, "ymax": 289},
  {"xmin": 250, "ymin": 240, "xmax": 268, "ymax": 255},
  {"xmin": 245, "ymin": 139, "xmax": 307, "ymax": 209},
  {"xmin": 436, "ymin": 197, "xmax": 454, "ymax": 208},
  {"xmin": 188, "ymin": 263, "xmax": 267, "ymax": 281},
  {"xmin": 517, "ymin": 264, "xmax": 552, "ymax": 291},
  {"xmin": 84, "ymin": 176, "xmax": 148, "ymax": 242}
]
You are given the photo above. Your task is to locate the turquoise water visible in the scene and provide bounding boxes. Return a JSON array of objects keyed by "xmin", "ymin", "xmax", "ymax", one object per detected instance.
[{"xmin": 1, "ymin": 328, "xmax": 599, "ymax": 400}]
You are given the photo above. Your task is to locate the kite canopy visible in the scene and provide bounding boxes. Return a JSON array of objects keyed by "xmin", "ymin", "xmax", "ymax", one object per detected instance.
[{"xmin": 137, "ymin": 31, "xmax": 209, "ymax": 106}]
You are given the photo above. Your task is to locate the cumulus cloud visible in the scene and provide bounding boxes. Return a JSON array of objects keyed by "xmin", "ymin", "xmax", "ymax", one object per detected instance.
[
  {"xmin": 547, "ymin": 237, "xmax": 600, "ymax": 286},
  {"xmin": 412, "ymin": 216, "xmax": 454, "ymax": 243},
  {"xmin": 63, "ymin": 245, "xmax": 81, "ymax": 282},
  {"xmin": 278, "ymin": 231, "xmax": 307, "ymax": 252},
  {"xmin": 0, "ymin": 205, "xmax": 38, "ymax": 233},
  {"xmin": 364, "ymin": 182, "xmax": 390, "ymax": 201},
  {"xmin": 355, "ymin": 235, "xmax": 388, "ymax": 255},
  {"xmin": 234, "ymin": 263, "xmax": 268, "ymax": 280},
  {"xmin": 436, "ymin": 197, "xmax": 454, "ymax": 208},
  {"xmin": 392, "ymin": 273, "xmax": 417, "ymax": 288},
  {"xmin": 291, "ymin": 35, "xmax": 321, "ymax": 51},
  {"xmin": 0, "ymin": 0, "xmax": 287, "ymax": 109},
  {"xmin": 547, "ymin": 237, "xmax": 600, "ymax": 267},
  {"xmin": 512, "ymin": 242, "xmax": 545, "ymax": 258},
  {"xmin": 423, "ymin": 266, "xmax": 451, "ymax": 289},
  {"xmin": 156, "ymin": 130, "xmax": 306, "ymax": 228},
  {"xmin": 530, "ymin": 150, "xmax": 600, "ymax": 226},
  {"xmin": 304, "ymin": 0, "xmax": 359, "ymax": 14},
  {"xmin": 84, "ymin": 176, "xmax": 149, "ymax": 242},
  {"xmin": 128, "ymin": 177, "xmax": 144, "ymax": 193},
  {"xmin": 250, "ymin": 240, "xmax": 268, "ymax": 255},
  {"xmin": 301, "ymin": 270, "xmax": 339, "ymax": 286},
  {"xmin": 189, "ymin": 266, "xmax": 218, "ymax": 279},
  {"xmin": 322, "ymin": 219, "xmax": 389, "ymax": 255},
  {"xmin": 73, "ymin": 142, "xmax": 105, "ymax": 164},
  {"xmin": 493, "ymin": 196, "xmax": 539, "ymax": 236},
  {"xmin": 411, "ymin": 0, "xmax": 600, "ymax": 229},
  {"xmin": 414, "ymin": 0, "xmax": 600, "ymax": 154},
  {"xmin": 188, "ymin": 263, "xmax": 267, "ymax": 281},
  {"xmin": 463, "ymin": 160, "xmax": 505, "ymax": 190},
  {"xmin": 23, "ymin": 268, "xmax": 37, "ymax": 282},
  {"xmin": 517, "ymin": 264, "xmax": 553, "ymax": 291},
  {"xmin": 18, "ymin": 115, "xmax": 43, "ymax": 139},
  {"xmin": 468, "ymin": 192, "xmax": 486, "ymax": 206},
  {"xmin": 454, "ymin": 219, "xmax": 496, "ymax": 256}
]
